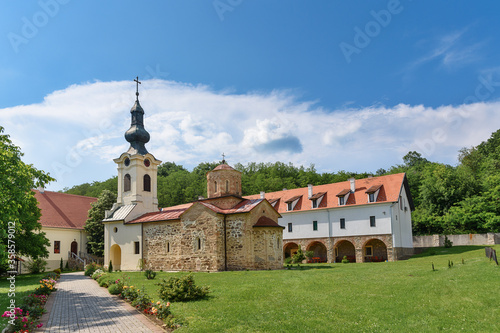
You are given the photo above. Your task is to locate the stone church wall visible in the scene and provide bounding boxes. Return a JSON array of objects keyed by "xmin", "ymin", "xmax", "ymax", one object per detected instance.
[{"xmin": 143, "ymin": 204, "xmax": 224, "ymax": 272}]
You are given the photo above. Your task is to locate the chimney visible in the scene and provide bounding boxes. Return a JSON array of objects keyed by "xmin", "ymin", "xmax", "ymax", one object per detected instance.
[
  {"xmin": 349, "ymin": 178, "xmax": 355, "ymax": 193},
  {"xmin": 308, "ymin": 184, "xmax": 313, "ymax": 198},
  {"xmin": 260, "ymin": 191, "xmax": 265, "ymax": 199},
  {"xmin": 37, "ymin": 186, "xmax": 44, "ymax": 194}
]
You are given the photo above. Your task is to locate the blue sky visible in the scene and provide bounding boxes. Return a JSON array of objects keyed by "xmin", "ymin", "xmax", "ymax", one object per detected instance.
[{"xmin": 1, "ymin": 0, "xmax": 500, "ymax": 191}]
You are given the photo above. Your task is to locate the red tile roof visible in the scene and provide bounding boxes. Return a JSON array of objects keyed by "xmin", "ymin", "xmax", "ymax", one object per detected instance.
[
  {"xmin": 253, "ymin": 216, "xmax": 284, "ymax": 228},
  {"xmin": 310, "ymin": 192, "xmax": 326, "ymax": 200},
  {"xmin": 213, "ymin": 163, "xmax": 237, "ymax": 171},
  {"xmin": 245, "ymin": 173, "xmax": 411, "ymax": 213},
  {"xmin": 127, "ymin": 199, "xmax": 267, "ymax": 224},
  {"xmin": 365, "ymin": 184, "xmax": 383, "ymax": 193},
  {"xmin": 34, "ymin": 190, "xmax": 97, "ymax": 229}
]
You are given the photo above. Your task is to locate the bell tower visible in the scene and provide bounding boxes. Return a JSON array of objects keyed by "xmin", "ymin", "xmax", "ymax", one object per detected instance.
[{"xmin": 113, "ymin": 77, "xmax": 161, "ymax": 213}]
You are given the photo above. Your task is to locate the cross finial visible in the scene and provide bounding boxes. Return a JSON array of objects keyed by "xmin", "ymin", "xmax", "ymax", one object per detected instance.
[
  {"xmin": 134, "ymin": 76, "xmax": 141, "ymax": 101},
  {"xmin": 222, "ymin": 152, "xmax": 226, "ymax": 164}
]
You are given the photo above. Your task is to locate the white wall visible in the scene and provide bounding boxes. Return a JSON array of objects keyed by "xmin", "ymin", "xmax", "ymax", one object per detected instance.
[
  {"xmin": 280, "ymin": 203, "xmax": 394, "ymax": 240},
  {"xmin": 104, "ymin": 221, "xmax": 142, "ymax": 271},
  {"xmin": 391, "ymin": 185, "xmax": 413, "ymax": 248}
]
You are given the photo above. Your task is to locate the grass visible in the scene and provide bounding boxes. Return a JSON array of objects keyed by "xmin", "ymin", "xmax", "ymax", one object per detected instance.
[
  {"xmin": 102, "ymin": 245, "xmax": 499, "ymax": 332},
  {"xmin": 0, "ymin": 272, "xmax": 46, "ymax": 327}
]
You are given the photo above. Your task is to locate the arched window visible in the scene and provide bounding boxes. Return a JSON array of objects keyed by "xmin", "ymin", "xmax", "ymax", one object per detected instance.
[
  {"xmin": 226, "ymin": 180, "xmax": 229, "ymax": 193},
  {"xmin": 197, "ymin": 237, "xmax": 201, "ymax": 250},
  {"xmin": 166, "ymin": 241, "xmax": 170, "ymax": 253},
  {"xmin": 214, "ymin": 181, "xmax": 218, "ymax": 193},
  {"xmin": 143, "ymin": 174, "xmax": 151, "ymax": 192},
  {"xmin": 124, "ymin": 174, "xmax": 131, "ymax": 192}
]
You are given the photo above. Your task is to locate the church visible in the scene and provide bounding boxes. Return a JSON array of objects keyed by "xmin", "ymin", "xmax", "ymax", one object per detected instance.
[{"xmin": 102, "ymin": 84, "xmax": 284, "ymax": 272}]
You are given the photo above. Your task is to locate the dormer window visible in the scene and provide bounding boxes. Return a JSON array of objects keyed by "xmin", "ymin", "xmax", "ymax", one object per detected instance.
[
  {"xmin": 336, "ymin": 188, "xmax": 350, "ymax": 206},
  {"xmin": 285, "ymin": 195, "xmax": 302, "ymax": 211},
  {"xmin": 309, "ymin": 192, "xmax": 326, "ymax": 209},
  {"xmin": 365, "ymin": 185, "xmax": 382, "ymax": 203}
]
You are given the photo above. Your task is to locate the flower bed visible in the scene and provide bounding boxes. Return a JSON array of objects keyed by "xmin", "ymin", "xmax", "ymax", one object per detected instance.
[{"xmin": 2, "ymin": 272, "xmax": 59, "ymax": 333}]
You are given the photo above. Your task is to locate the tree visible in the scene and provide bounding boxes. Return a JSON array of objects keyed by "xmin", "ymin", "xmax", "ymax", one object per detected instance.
[
  {"xmin": 0, "ymin": 126, "xmax": 54, "ymax": 272},
  {"xmin": 84, "ymin": 190, "xmax": 116, "ymax": 257}
]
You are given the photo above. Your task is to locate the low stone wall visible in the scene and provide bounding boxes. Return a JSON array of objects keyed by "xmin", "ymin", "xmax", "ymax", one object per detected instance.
[{"xmin": 413, "ymin": 233, "xmax": 500, "ymax": 248}]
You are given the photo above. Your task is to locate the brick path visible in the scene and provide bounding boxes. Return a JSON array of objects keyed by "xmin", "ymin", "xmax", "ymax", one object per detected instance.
[{"xmin": 40, "ymin": 272, "xmax": 163, "ymax": 332}]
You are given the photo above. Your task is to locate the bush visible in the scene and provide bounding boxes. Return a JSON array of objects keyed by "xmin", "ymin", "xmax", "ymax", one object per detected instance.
[
  {"xmin": 131, "ymin": 288, "xmax": 152, "ymax": 311},
  {"xmin": 121, "ymin": 286, "xmax": 139, "ymax": 302},
  {"xmin": 292, "ymin": 246, "xmax": 306, "ymax": 264},
  {"xmin": 444, "ymin": 235, "xmax": 453, "ymax": 248},
  {"xmin": 92, "ymin": 269, "xmax": 105, "ymax": 280},
  {"xmin": 84, "ymin": 262, "xmax": 100, "ymax": 276},
  {"xmin": 145, "ymin": 269, "xmax": 157, "ymax": 280},
  {"xmin": 26, "ymin": 257, "xmax": 47, "ymax": 274},
  {"xmin": 34, "ymin": 279, "xmax": 56, "ymax": 295},
  {"xmin": 305, "ymin": 250, "xmax": 315, "ymax": 260},
  {"xmin": 284, "ymin": 257, "xmax": 293, "ymax": 265},
  {"xmin": 53, "ymin": 268, "xmax": 61, "ymax": 276},
  {"xmin": 44, "ymin": 272, "xmax": 58, "ymax": 280},
  {"xmin": 60, "ymin": 258, "xmax": 64, "ymax": 271},
  {"xmin": 108, "ymin": 283, "xmax": 123, "ymax": 295},
  {"xmin": 157, "ymin": 274, "xmax": 210, "ymax": 302},
  {"xmin": 152, "ymin": 300, "xmax": 171, "ymax": 319},
  {"xmin": 109, "ymin": 260, "xmax": 113, "ymax": 273},
  {"xmin": 341, "ymin": 256, "xmax": 349, "ymax": 264}
]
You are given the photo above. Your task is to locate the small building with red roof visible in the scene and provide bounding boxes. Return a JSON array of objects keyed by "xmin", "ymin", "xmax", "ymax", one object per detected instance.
[
  {"xmin": 245, "ymin": 174, "xmax": 415, "ymax": 262},
  {"xmin": 33, "ymin": 189, "xmax": 97, "ymax": 270}
]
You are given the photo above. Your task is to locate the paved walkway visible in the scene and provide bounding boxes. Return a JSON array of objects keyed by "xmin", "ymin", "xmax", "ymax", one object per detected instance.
[{"xmin": 40, "ymin": 272, "xmax": 163, "ymax": 333}]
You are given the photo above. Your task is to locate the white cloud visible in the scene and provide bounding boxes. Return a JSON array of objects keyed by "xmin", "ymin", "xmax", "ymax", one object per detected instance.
[{"xmin": 1, "ymin": 79, "xmax": 499, "ymax": 191}]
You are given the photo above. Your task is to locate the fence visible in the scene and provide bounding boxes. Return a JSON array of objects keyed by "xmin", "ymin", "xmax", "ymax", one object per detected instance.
[{"xmin": 413, "ymin": 233, "xmax": 500, "ymax": 248}]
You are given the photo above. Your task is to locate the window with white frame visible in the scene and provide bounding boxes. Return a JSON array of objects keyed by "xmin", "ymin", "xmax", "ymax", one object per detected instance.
[
  {"xmin": 288, "ymin": 223, "xmax": 293, "ymax": 232},
  {"xmin": 339, "ymin": 196, "xmax": 345, "ymax": 206},
  {"xmin": 368, "ymin": 193, "xmax": 375, "ymax": 202},
  {"xmin": 312, "ymin": 199, "xmax": 318, "ymax": 208}
]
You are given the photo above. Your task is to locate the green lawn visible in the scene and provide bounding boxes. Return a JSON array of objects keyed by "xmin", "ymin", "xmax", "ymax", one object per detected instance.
[
  {"xmin": 0, "ymin": 272, "xmax": 46, "ymax": 327},
  {"xmin": 103, "ymin": 245, "xmax": 499, "ymax": 332}
]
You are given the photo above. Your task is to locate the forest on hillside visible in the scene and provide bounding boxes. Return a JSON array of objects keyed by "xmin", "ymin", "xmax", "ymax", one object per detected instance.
[{"xmin": 64, "ymin": 129, "xmax": 500, "ymax": 236}]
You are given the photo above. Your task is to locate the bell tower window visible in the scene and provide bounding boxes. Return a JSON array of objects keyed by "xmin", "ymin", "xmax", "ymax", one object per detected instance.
[
  {"xmin": 226, "ymin": 180, "xmax": 229, "ymax": 193},
  {"xmin": 214, "ymin": 181, "xmax": 218, "ymax": 193},
  {"xmin": 124, "ymin": 174, "xmax": 131, "ymax": 192},
  {"xmin": 143, "ymin": 174, "xmax": 151, "ymax": 192}
]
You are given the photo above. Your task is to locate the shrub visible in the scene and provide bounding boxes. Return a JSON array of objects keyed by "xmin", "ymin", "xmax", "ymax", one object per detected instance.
[
  {"xmin": 151, "ymin": 300, "xmax": 171, "ymax": 319},
  {"xmin": 157, "ymin": 274, "xmax": 210, "ymax": 302},
  {"xmin": 305, "ymin": 250, "xmax": 314, "ymax": 260},
  {"xmin": 44, "ymin": 272, "xmax": 58, "ymax": 280},
  {"xmin": 292, "ymin": 246, "xmax": 306, "ymax": 264},
  {"xmin": 109, "ymin": 260, "xmax": 113, "ymax": 273},
  {"xmin": 145, "ymin": 269, "xmax": 157, "ymax": 280},
  {"xmin": 444, "ymin": 235, "xmax": 453, "ymax": 248},
  {"xmin": 341, "ymin": 256, "xmax": 349, "ymax": 264},
  {"xmin": 131, "ymin": 288, "xmax": 153, "ymax": 311},
  {"xmin": 26, "ymin": 257, "xmax": 47, "ymax": 274},
  {"xmin": 84, "ymin": 262, "xmax": 100, "ymax": 276},
  {"xmin": 92, "ymin": 269, "xmax": 105, "ymax": 280},
  {"xmin": 121, "ymin": 286, "xmax": 139, "ymax": 302},
  {"xmin": 60, "ymin": 258, "xmax": 64, "ymax": 271},
  {"xmin": 65, "ymin": 260, "xmax": 69, "ymax": 270},
  {"xmin": 108, "ymin": 283, "xmax": 123, "ymax": 295},
  {"xmin": 34, "ymin": 279, "xmax": 56, "ymax": 295},
  {"xmin": 53, "ymin": 268, "xmax": 61, "ymax": 276},
  {"xmin": 1, "ymin": 308, "xmax": 43, "ymax": 332},
  {"xmin": 284, "ymin": 257, "xmax": 293, "ymax": 265}
]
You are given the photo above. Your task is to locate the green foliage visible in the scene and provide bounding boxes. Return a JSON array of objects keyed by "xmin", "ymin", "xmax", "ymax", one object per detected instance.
[
  {"xmin": 284, "ymin": 257, "xmax": 293, "ymax": 265},
  {"xmin": 84, "ymin": 190, "xmax": 116, "ymax": 257},
  {"xmin": 292, "ymin": 246, "xmax": 306, "ymax": 264},
  {"xmin": 60, "ymin": 258, "xmax": 63, "ymax": 271},
  {"xmin": 444, "ymin": 236, "xmax": 453, "ymax": 248},
  {"xmin": 304, "ymin": 251, "xmax": 314, "ymax": 260},
  {"xmin": 121, "ymin": 286, "xmax": 139, "ymax": 302},
  {"xmin": 154, "ymin": 300, "xmax": 172, "ymax": 320},
  {"xmin": 84, "ymin": 262, "xmax": 100, "ymax": 276},
  {"xmin": 26, "ymin": 257, "xmax": 47, "ymax": 274},
  {"xmin": 0, "ymin": 126, "xmax": 54, "ymax": 271},
  {"xmin": 341, "ymin": 256, "xmax": 350, "ymax": 264},
  {"xmin": 108, "ymin": 283, "xmax": 123, "ymax": 295},
  {"xmin": 145, "ymin": 269, "xmax": 157, "ymax": 280},
  {"xmin": 131, "ymin": 288, "xmax": 153, "ymax": 311},
  {"xmin": 109, "ymin": 260, "xmax": 113, "ymax": 273},
  {"xmin": 157, "ymin": 274, "xmax": 210, "ymax": 302},
  {"xmin": 64, "ymin": 177, "xmax": 118, "ymax": 197}
]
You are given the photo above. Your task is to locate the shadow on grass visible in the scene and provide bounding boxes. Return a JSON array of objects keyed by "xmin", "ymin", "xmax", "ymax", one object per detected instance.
[
  {"xmin": 283, "ymin": 264, "xmax": 335, "ymax": 271},
  {"xmin": 412, "ymin": 245, "xmax": 487, "ymax": 258}
]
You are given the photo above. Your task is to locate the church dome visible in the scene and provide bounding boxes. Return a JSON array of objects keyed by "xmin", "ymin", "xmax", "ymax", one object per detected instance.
[
  {"xmin": 125, "ymin": 99, "xmax": 150, "ymax": 155},
  {"xmin": 207, "ymin": 160, "xmax": 242, "ymax": 198}
]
